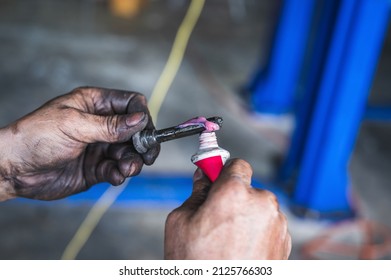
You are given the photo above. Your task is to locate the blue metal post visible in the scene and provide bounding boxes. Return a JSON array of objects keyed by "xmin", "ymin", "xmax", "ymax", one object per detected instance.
[
  {"xmin": 293, "ymin": 0, "xmax": 390, "ymax": 215},
  {"xmin": 249, "ymin": 0, "xmax": 315, "ymax": 114},
  {"xmin": 279, "ymin": 0, "xmax": 340, "ymax": 181}
]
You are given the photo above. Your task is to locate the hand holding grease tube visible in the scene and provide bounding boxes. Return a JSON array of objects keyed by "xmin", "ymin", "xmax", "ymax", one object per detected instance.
[{"xmin": 165, "ymin": 158, "xmax": 292, "ymax": 259}]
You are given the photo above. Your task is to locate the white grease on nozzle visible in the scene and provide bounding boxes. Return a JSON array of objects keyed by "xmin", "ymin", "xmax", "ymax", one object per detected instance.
[{"xmin": 191, "ymin": 132, "xmax": 230, "ymax": 182}]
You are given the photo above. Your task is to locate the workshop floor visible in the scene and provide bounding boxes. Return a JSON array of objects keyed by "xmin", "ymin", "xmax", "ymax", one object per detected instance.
[{"xmin": 1, "ymin": 0, "xmax": 391, "ymax": 260}]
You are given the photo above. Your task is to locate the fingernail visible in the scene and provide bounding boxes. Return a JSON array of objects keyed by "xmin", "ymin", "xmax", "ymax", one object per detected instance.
[
  {"xmin": 129, "ymin": 162, "xmax": 136, "ymax": 175},
  {"xmin": 126, "ymin": 112, "xmax": 146, "ymax": 127}
]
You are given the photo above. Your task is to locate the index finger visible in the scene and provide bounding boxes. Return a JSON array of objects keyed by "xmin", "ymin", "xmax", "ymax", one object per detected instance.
[{"xmin": 71, "ymin": 87, "xmax": 148, "ymax": 116}]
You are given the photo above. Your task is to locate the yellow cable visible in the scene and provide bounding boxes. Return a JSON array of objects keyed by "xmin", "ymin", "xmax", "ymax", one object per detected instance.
[
  {"xmin": 61, "ymin": 0, "xmax": 205, "ymax": 260},
  {"xmin": 148, "ymin": 0, "xmax": 205, "ymax": 123},
  {"xmin": 61, "ymin": 181, "xmax": 127, "ymax": 260}
]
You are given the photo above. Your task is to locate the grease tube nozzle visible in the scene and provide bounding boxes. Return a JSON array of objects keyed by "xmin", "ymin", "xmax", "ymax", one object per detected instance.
[
  {"xmin": 132, "ymin": 116, "xmax": 223, "ymax": 154},
  {"xmin": 191, "ymin": 132, "xmax": 230, "ymax": 182}
]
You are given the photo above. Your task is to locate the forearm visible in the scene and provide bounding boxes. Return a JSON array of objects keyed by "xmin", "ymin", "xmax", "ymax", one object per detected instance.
[{"xmin": 0, "ymin": 126, "xmax": 16, "ymax": 201}]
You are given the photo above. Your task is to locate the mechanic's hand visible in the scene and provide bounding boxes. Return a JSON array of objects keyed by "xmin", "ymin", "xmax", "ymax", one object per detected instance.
[
  {"xmin": 0, "ymin": 87, "xmax": 160, "ymax": 201},
  {"xmin": 164, "ymin": 159, "xmax": 291, "ymax": 260}
]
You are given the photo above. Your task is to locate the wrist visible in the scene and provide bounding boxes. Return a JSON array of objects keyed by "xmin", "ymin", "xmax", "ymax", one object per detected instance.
[{"xmin": 0, "ymin": 127, "xmax": 16, "ymax": 201}]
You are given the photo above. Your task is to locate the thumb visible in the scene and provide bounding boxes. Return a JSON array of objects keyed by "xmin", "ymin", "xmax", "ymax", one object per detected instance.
[
  {"xmin": 72, "ymin": 111, "xmax": 148, "ymax": 143},
  {"xmin": 207, "ymin": 158, "xmax": 253, "ymax": 196},
  {"xmin": 180, "ymin": 168, "xmax": 211, "ymax": 212}
]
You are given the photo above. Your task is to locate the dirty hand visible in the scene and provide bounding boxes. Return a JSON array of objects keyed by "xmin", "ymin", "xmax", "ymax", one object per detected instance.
[
  {"xmin": 165, "ymin": 159, "xmax": 291, "ymax": 260},
  {"xmin": 0, "ymin": 87, "xmax": 160, "ymax": 201}
]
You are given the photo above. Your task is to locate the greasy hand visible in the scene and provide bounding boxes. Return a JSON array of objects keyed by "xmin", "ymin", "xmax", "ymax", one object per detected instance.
[
  {"xmin": 0, "ymin": 87, "xmax": 160, "ymax": 200},
  {"xmin": 165, "ymin": 159, "xmax": 291, "ymax": 260}
]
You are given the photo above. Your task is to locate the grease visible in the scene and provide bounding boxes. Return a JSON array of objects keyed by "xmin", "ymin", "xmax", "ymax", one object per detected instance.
[{"xmin": 176, "ymin": 116, "xmax": 220, "ymax": 132}]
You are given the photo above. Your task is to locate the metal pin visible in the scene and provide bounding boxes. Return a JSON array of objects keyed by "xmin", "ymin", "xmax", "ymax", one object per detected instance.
[{"xmin": 132, "ymin": 116, "xmax": 223, "ymax": 153}]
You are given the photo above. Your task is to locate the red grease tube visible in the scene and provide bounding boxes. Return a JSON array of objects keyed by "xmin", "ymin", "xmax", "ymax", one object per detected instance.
[
  {"xmin": 183, "ymin": 117, "xmax": 230, "ymax": 182},
  {"xmin": 191, "ymin": 131, "xmax": 230, "ymax": 182}
]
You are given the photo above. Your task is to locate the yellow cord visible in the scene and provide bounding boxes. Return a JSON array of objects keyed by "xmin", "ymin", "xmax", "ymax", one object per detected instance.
[
  {"xmin": 61, "ymin": 181, "xmax": 127, "ymax": 260},
  {"xmin": 148, "ymin": 0, "xmax": 205, "ymax": 123},
  {"xmin": 61, "ymin": 0, "xmax": 205, "ymax": 260}
]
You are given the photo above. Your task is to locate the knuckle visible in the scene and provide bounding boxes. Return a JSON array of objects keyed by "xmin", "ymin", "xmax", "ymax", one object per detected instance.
[
  {"xmin": 234, "ymin": 158, "xmax": 252, "ymax": 171},
  {"xmin": 228, "ymin": 158, "xmax": 253, "ymax": 174},
  {"xmin": 120, "ymin": 91, "xmax": 133, "ymax": 102},
  {"xmin": 134, "ymin": 92, "xmax": 146, "ymax": 101},
  {"xmin": 264, "ymin": 190, "xmax": 279, "ymax": 206},
  {"xmin": 104, "ymin": 115, "xmax": 120, "ymax": 141},
  {"xmin": 253, "ymin": 189, "xmax": 280, "ymax": 212},
  {"xmin": 219, "ymin": 180, "xmax": 249, "ymax": 203},
  {"xmin": 70, "ymin": 86, "xmax": 91, "ymax": 98},
  {"xmin": 165, "ymin": 210, "xmax": 182, "ymax": 227}
]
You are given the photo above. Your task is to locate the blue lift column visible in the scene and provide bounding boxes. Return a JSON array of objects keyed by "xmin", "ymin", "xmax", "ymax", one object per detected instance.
[
  {"xmin": 248, "ymin": 0, "xmax": 315, "ymax": 114},
  {"xmin": 249, "ymin": 0, "xmax": 390, "ymax": 218},
  {"xmin": 293, "ymin": 0, "xmax": 390, "ymax": 216}
]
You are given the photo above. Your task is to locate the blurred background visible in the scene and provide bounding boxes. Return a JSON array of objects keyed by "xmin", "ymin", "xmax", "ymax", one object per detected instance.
[{"xmin": 0, "ymin": 0, "xmax": 391, "ymax": 260}]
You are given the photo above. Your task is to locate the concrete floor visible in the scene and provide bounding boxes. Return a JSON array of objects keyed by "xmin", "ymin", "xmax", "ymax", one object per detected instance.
[{"xmin": 0, "ymin": 0, "xmax": 391, "ymax": 260}]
